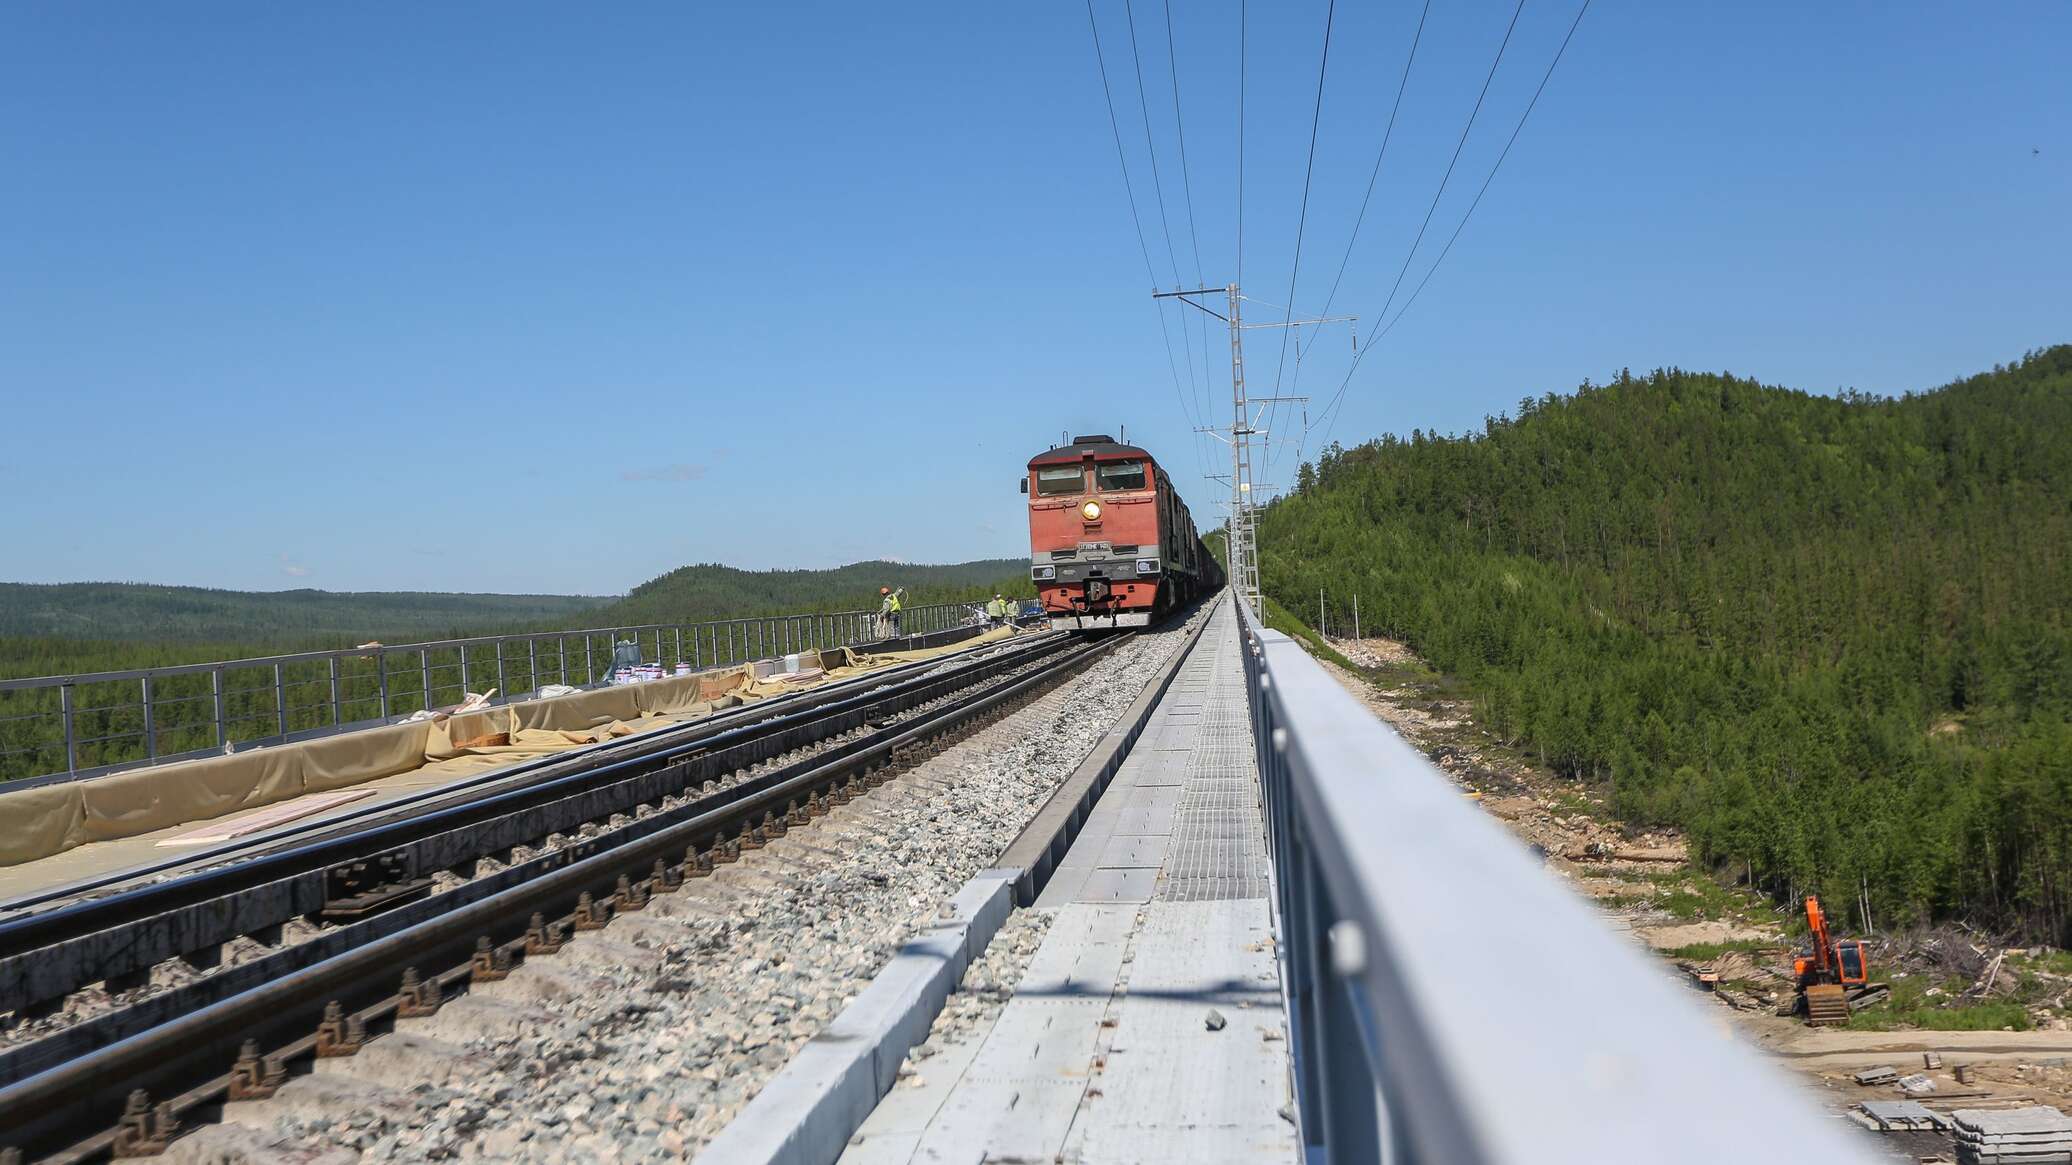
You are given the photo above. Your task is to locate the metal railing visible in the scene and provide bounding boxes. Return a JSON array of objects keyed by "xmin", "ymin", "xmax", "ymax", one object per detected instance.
[
  {"xmin": 0, "ymin": 602, "xmax": 976, "ymax": 787},
  {"xmin": 1234, "ymin": 596, "xmax": 1879, "ymax": 1164}
]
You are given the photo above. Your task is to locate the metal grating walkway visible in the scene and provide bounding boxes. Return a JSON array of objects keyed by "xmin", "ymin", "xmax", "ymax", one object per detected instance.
[{"xmin": 1160, "ymin": 647, "xmax": 1269, "ymax": 902}]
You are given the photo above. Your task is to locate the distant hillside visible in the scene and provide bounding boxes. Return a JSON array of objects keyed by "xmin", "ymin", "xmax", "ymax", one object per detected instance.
[
  {"xmin": 0, "ymin": 583, "xmax": 603, "ymax": 643},
  {"xmin": 1262, "ymin": 346, "xmax": 2072, "ymax": 940},
  {"xmin": 599, "ymin": 559, "xmax": 1031, "ymax": 626},
  {"xmin": 0, "ymin": 559, "xmax": 1033, "ymax": 682}
]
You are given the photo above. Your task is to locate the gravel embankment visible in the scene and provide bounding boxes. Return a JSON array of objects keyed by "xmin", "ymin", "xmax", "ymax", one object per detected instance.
[{"xmin": 168, "ymin": 612, "xmax": 1203, "ymax": 1164}]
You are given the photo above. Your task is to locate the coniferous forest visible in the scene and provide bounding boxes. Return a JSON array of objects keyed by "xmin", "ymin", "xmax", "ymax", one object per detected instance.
[{"xmin": 1260, "ymin": 347, "xmax": 2072, "ymax": 942}]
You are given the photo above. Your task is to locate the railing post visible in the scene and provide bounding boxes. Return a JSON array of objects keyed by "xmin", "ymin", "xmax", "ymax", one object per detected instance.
[
  {"xmin": 142, "ymin": 675, "xmax": 157, "ymax": 760},
  {"xmin": 212, "ymin": 668, "xmax": 228, "ymax": 748},
  {"xmin": 674, "ymin": 627, "xmax": 683, "ymax": 666},
  {"xmin": 420, "ymin": 649, "xmax": 433, "ymax": 712},
  {"xmin": 584, "ymin": 636, "xmax": 595, "ymax": 685},
  {"xmin": 274, "ymin": 662, "xmax": 288, "ymax": 739},
  {"xmin": 377, "ymin": 651, "xmax": 391, "ymax": 720},
  {"xmin": 495, "ymin": 640, "xmax": 507, "ymax": 700},
  {"xmin": 329, "ymin": 656, "xmax": 342, "ymax": 731},
  {"xmin": 61, "ymin": 683, "xmax": 78, "ymax": 774},
  {"xmin": 459, "ymin": 646, "xmax": 471, "ymax": 697}
]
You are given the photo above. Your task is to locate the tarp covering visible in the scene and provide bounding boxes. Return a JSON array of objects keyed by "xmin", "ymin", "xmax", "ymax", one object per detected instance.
[
  {"xmin": 302, "ymin": 722, "xmax": 435, "ymax": 794},
  {"xmin": 79, "ymin": 747, "xmax": 302, "ymax": 843},
  {"xmin": 0, "ymin": 627, "xmax": 1019, "ymax": 867},
  {"xmin": 0, "ymin": 782, "xmax": 88, "ymax": 868}
]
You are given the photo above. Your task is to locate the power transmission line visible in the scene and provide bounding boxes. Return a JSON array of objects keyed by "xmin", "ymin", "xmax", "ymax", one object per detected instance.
[
  {"xmin": 1315, "ymin": 0, "xmax": 1592, "ymax": 446},
  {"xmin": 1362, "ymin": 0, "xmax": 1527, "ymax": 338},
  {"xmin": 1164, "ymin": 0, "xmax": 1218, "ymax": 436},
  {"xmin": 1264, "ymin": 0, "xmax": 1338, "ymax": 460},
  {"xmin": 1293, "ymin": 0, "xmax": 1432, "ymax": 372},
  {"xmin": 1278, "ymin": 0, "xmax": 1431, "ymax": 477},
  {"xmin": 1235, "ymin": 0, "xmax": 1246, "ymax": 291},
  {"xmin": 1083, "ymin": 0, "xmax": 1204, "ymax": 444},
  {"xmin": 1125, "ymin": 0, "xmax": 1215, "ymax": 467},
  {"xmin": 1365, "ymin": 0, "xmax": 1591, "ymax": 352},
  {"xmin": 1304, "ymin": 0, "xmax": 1528, "ymax": 451},
  {"xmin": 1125, "ymin": 0, "xmax": 1185, "ymax": 287}
]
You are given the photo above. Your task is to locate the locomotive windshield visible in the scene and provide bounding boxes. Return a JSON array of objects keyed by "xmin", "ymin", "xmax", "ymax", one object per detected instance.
[
  {"xmin": 1035, "ymin": 465, "xmax": 1086, "ymax": 496},
  {"xmin": 1095, "ymin": 460, "xmax": 1147, "ymax": 491}
]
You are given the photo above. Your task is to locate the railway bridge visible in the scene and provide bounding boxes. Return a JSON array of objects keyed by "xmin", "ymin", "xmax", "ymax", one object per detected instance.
[{"xmin": 0, "ymin": 595, "xmax": 1879, "ymax": 1163}]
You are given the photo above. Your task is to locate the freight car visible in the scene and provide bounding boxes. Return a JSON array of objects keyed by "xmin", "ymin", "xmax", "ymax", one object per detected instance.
[{"xmin": 1020, "ymin": 434, "xmax": 1223, "ymax": 630}]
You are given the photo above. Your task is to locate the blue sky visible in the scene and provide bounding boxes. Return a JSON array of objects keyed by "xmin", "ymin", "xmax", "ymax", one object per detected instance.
[{"xmin": 2, "ymin": 2, "xmax": 2065, "ymax": 596}]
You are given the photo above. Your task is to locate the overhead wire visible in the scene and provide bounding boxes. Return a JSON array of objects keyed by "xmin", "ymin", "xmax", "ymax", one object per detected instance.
[
  {"xmin": 1315, "ymin": 0, "xmax": 1592, "ymax": 446},
  {"xmin": 1164, "ymin": 0, "xmax": 1218, "ymax": 436},
  {"xmin": 1268, "ymin": 0, "xmax": 1433, "ymax": 480},
  {"xmin": 1236, "ymin": 0, "xmax": 1246, "ymax": 294},
  {"xmin": 1365, "ymin": 0, "xmax": 1591, "ymax": 351},
  {"xmin": 1262, "ymin": 0, "xmax": 1339, "ymax": 479},
  {"xmin": 1135, "ymin": 1, "xmax": 1210, "ymax": 462},
  {"xmin": 1362, "ymin": 0, "xmax": 1528, "ymax": 343},
  {"xmin": 1083, "ymin": 0, "xmax": 1206, "ymax": 466},
  {"xmin": 1125, "ymin": 0, "xmax": 1217, "ymax": 478},
  {"xmin": 1304, "ymin": 0, "xmax": 1528, "ymax": 453},
  {"xmin": 1288, "ymin": 0, "xmax": 1432, "ymax": 381}
]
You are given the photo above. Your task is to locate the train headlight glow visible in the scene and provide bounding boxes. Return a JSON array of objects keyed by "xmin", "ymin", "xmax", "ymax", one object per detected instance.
[
  {"xmin": 1136, "ymin": 559, "xmax": 1157, "ymax": 575},
  {"xmin": 1032, "ymin": 565, "xmax": 1056, "ymax": 580},
  {"xmin": 1081, "ymin": 500, "xmax": 1102, "ymax": 521}
]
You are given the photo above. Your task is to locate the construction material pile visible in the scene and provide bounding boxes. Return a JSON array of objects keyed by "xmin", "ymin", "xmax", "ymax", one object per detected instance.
[{"xmin": 1950, "ymin": 1106, "xmax": 2072, "ymax": 1164}]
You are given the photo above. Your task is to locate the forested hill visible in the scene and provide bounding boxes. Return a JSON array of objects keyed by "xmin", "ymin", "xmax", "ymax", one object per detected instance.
[
  {"xmin": 0, "ymin": 584, "xmax": 602, "ymax": 642},
  {"xmin": 1262, "ymin": 346, "xmax": 2072, "ymax": 941},
  {"xmin": 600, "ymin": 559, "xmax": 1029, "ymax": 626}
]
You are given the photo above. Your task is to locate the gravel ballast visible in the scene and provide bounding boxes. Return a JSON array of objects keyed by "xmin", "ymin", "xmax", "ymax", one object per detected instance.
[{"xmin": 164, "ymin": 611, "xmax": 1205, "ymax": 1164}]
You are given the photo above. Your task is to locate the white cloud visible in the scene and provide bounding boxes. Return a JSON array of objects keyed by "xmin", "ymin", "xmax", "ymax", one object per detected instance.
[
  {"xmin": 620, "ymin": 463, "xmax": 708, "ymax": 483},
  {"xmin": 277, "ymin": 553, "xmax": 312, "ymax": 578}
]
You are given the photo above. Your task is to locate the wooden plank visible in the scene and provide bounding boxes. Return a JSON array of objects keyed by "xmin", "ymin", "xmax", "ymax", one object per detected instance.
[{"xmin": 154, "ymin": 789, "xmax": 376, "ymax": 846}]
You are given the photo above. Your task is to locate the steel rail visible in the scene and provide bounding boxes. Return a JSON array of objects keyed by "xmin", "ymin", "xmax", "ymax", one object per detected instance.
[
  {"xmin": 0, "ymin": 633, "xmax": 1070, "ymax": 1030},
  {"xmin": 0, "ymin": 630, "xmax": 1126, "ymax": 1162}
]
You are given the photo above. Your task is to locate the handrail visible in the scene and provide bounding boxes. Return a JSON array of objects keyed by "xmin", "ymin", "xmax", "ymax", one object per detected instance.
[
  {"xmin": 1234, "ymin": 595, "xmax": 1878, "ymax": 1163},
  {"xmin": 0, "ymin": 601, "xmax": 981, "ymax": 785}
]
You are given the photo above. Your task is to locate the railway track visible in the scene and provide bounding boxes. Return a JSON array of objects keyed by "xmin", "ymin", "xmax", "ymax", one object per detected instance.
[{"xmin": 0, "ymin": 627, "xmax": 1127, "ymax": 1162}]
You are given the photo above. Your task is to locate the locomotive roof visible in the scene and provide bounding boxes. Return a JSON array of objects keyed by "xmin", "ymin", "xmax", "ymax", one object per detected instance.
[{"xmin": 1027, "ymin": 435, "xmax": 1156, "ymax": 467}]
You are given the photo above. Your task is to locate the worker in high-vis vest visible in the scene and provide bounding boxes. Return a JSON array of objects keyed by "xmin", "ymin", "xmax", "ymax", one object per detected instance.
[
  {"xmin": 879, "ymin": 586, "xmax": 905, "ymax": 637},
  {"xmin": 984, "ymin": 594, "xmax": 1010, "ymax": 626}
]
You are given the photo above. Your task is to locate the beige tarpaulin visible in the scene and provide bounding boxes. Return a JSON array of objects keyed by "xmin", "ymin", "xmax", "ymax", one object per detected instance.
[
  {"xmin": 0, "ymin": 626, "xmax": 1023, "ymax": 867},
  {"xmin": 302, "ymin": 722, "xmax": 435, "ymax": 794},
  {"xmin": 79, "ymin": 747, "xmax": 303, "ymax": 843},
  {"xmin": 0, "ymin": 782, "xmax": 88, "ymax": 868}
]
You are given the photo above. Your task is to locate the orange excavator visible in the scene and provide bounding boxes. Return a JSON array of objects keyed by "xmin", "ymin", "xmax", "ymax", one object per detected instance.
[{"xmin": 1792, "ymin": 896, "xmax": 1884, "ymax": 1025}]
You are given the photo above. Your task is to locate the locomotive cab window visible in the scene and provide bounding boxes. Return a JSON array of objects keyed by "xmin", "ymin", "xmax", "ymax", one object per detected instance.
[
  {"xmin": 1035, "ymin": 465, "xmax": 1086, "ymax": 496},
  {"xmin": 1095, "ymin": 460, "xmax": 1147, "ymax": 491}
]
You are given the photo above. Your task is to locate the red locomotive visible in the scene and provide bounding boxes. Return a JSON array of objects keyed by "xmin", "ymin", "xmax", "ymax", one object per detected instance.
[{"xmin": 1020, "ymin": 434, "xmax": 1223, "ymax": 629}]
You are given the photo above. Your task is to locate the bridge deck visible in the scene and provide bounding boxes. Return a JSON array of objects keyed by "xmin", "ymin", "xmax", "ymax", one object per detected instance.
[{"xmin": 843, "ymin": 602, "xmax": 1297, "ymax": 1164}]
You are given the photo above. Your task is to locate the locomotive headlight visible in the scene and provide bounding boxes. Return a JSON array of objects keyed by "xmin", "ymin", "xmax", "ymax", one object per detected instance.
[
  {"xmin": 1136, "ymin": 559, "xmax": 1157, "ymax": 575},
  {"xmin": 1081, "ymin": 500, "xmax": 1102, "ymax": 521},
  {"xmin": 1032, "ymin": 565, "xmax": 1056, "ymax": 580}
]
